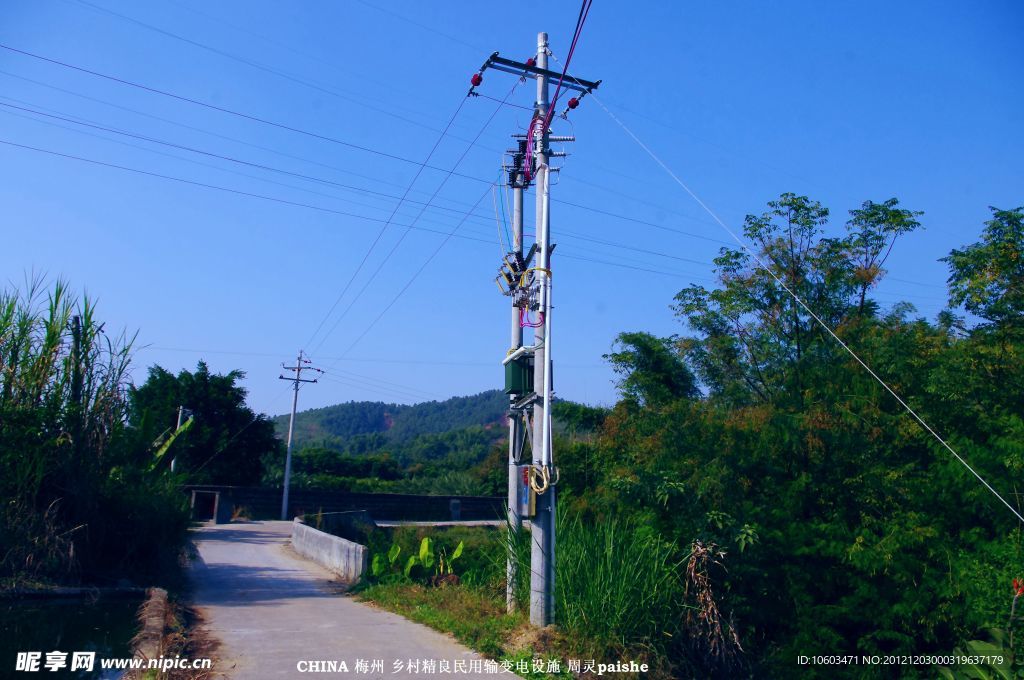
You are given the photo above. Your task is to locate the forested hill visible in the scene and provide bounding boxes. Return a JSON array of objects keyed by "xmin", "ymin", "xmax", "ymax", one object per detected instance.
[{"xmin": 272, "ymin": 390, "xmax": 507, "ymax": 450}]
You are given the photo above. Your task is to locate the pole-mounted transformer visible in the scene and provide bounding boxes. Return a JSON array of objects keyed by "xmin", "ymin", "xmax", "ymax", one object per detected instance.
[{"xmin": 480, "ymin": 32, "xmax": 600, "ymax": 627}]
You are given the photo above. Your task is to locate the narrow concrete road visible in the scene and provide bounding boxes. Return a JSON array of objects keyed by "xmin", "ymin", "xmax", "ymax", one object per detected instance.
[{"xmin": 190, "ymin": 521, "xmax": 505, "ymax": 679}]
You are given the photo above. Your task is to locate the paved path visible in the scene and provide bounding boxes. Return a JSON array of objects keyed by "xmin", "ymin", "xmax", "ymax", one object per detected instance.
[{"xmin": 190, "ymin": 521, "xmax": 503, "ymax": 679}]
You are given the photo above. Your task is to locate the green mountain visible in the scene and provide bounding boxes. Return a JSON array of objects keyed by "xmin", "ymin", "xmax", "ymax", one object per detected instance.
[{"xmin": 272, "ymin": 389, "xmax": 509, "ymax": 452}]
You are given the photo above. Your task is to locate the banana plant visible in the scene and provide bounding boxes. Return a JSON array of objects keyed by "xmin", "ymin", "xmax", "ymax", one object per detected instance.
[
  {"xmin": 403, "ymin": 537, "xmax": 436, "ymax": 578},
  {"xmin": 371, "ymin": 542, "xmax": 402, "ymax": 578},
  {"xmin": 437, "ymin": 541, "xmax": 464, "ymax": 576}
]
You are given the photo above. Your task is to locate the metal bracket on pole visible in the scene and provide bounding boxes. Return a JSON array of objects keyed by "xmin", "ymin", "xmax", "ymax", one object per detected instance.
[
  {"xmin": 503, "ymin": 344, "xmax": 538, "ymax": 365},
  {"xmin": 485, "ymin": 54, "xmax": 601, "ymax": 93}
]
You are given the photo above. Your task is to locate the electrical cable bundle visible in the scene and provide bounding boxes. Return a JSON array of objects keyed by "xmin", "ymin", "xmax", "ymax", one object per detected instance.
[{"xmin": 522, "ymin": 0, "xmax": 593, "ymax": 182}]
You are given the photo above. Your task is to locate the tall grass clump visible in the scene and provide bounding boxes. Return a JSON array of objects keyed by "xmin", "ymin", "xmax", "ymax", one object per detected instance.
[
  {"xmin": 553, "ymin": 512, "xmax": 686, "ymax": 650},
  {"xmin": 0, "ymin": 278, "xmax": 190, "ymax": 585}
]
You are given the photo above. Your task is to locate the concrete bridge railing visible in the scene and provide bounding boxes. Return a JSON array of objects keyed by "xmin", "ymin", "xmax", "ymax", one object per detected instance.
[{"xmin": 291, "ymin": 519, "xmax": 368, "ymax": 582}]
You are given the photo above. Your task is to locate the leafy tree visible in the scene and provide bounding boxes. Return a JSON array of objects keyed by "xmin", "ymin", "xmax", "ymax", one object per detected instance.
[
  {"xmin": 846, "ymin": 198, "xmax": 923, "ymax": 314},
  {"xmin": 943, "ymin": 206, "xmax": 1024, "ymax": 329},
  {"xmin": 553, "ymin": 195, "xmax": 1024, "ymax": 677},
  {"xmin": 604, "ymin": 331, "xmax": 697, "ymax": 406},
  {"xmin": 553, "ymin": 400, "xmax": 608, "ymax": 438},
  {"xmin": 130, "ymin": 361, "xmax": 280, "ymax": 485},
  {"xmin": 673, "ymin": 194, "xmax": 922, "ymax": 409}
]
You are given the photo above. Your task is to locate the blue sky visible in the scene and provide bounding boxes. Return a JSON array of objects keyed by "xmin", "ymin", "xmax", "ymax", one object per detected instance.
[{"xmin": 1, "ymin": 0, "xmax": 1021, "ymax": 417}]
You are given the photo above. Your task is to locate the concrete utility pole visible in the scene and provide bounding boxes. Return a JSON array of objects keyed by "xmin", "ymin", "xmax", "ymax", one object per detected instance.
[
  {"xmin": 529, "ymin": 31, "xmax": 556, "ymax": 627},
  {"xmin": 279, "ymin": 350, "xmax": 320, "ymax": 520},
  {"xmin": 479, "ymin": 30, "xmax": 599, "ymax": 628}
]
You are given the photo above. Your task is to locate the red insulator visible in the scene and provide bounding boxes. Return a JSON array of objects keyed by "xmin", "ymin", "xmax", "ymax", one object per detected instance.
[
  {"xmin": 525, "ymin": 58, "xmax": 536, "ymax": 68},
  {"xmin": 471, "ymin": 73, "xmax": 483, "ymax": 87},
  {"xmin": 567, "ymin": 97, "xmax": 580, "ymax": 110}
]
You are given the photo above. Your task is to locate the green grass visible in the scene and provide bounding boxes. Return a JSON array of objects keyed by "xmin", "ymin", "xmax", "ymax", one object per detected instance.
[
  {"xmin": 357, "ymin": 514, "xmax": 691, "ymax": 678},
  {"xmin": 359, "ymin": 582, "xmax": 519, "ymax": 658},
  {"xmin": 554, "ymin": 512, "xmax": 687, "ymax": 653},
  {"xmin": 358, "ymin": 582, "xmax": 573, "ymax": 677}
]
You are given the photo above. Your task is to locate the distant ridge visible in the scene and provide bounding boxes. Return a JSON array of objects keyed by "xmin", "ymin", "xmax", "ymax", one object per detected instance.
[{"xmin": 272, "ymin": 389, "xmax": 507, "ymax": 450}]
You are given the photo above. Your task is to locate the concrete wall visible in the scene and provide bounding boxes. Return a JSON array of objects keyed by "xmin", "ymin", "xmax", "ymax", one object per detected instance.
[{"xmin": 291, "ymin": 520, "xmax": 367, "ymax": 582}]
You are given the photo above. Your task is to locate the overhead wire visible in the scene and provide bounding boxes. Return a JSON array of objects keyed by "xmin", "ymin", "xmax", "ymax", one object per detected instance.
[
  {"xmin": 324, "ymin": 367, "xmax": 443, "ymax": 399},
  {"xmin": 315, "ymin": 373, "xmax": 441, "ymax": 403},
  {"xmin": 491, "ymin": 183, "xmax": 508, "ymax": 258},
  {"xmin": 190, "ymin": 382, "xmax": 293, "ymax": 475},
  {"xmin": 0, "ymin": 112, "xmax": 945, "ymax": 303},
  {"xmin": 497, "ymin": 171, "xmax": 512, "ymax": 249},
  {"xmin": 0, "ymin": 50, "xmax": 790, "ymax": 251},
  {"xmin": 306, "ymin": 81, "xmax": 522, "ymax": 358},
  {"xmin": 0, "ymin": 43, "xmax": 493, "ymax": 183},
  {"xmin": 0, "ymin": 68, "xmax": 463, "ymax": 200},
  {"xmin": 0, "ymin": 97, "xmax": 500, "ymax": 232},
  {"xmin": 302, "ymin": 88, "xmax": 475, "ymax": 353},
  {"xmin": 65, "ymin": 0, "xmax": 504, "ymax": 152},
  {"xmin": 553, "ymin": 56, "xmax": 1024, "ymax": 524},
  {"xmin": 326, "ymin": 184, "xmax": 495, "ymax": 369},
  {"xmin": 0, "ymin": 137, "xmax": 504, "ymax": 246},
  {"xmin": 139, "ymin": 348, "xmax": 499, "ymax": 368},
  {"xmin": 0, "ymin": 129, "xmax": 727, "ymax": 286},
  {"xmin": 0, "ymin": 104, "xmax": 423, "ymax": 218},
  {"xmin": 0, "ymin": 46, "xmax": 950, "ymax": 296}
]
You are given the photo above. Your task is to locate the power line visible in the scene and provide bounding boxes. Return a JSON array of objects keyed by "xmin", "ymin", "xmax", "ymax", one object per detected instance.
[
  {"xmin": 0, "ymin": 137, "xmax": 501, "ymax": 244},
  {"xmin": 0, "ymin": 98, "xmax": 500, "ymax": 232},
  {"xmin": 191, "ymin": 382, "xmax": 292, "ymax": 476},
  {"xmin": 0, "ymin": 126, "xmax": 947, "ymax": 303},
  {"xmin": 0, "ymin": 45, "xmax": 753, "ymax": 245},
  {"xmin": 323, "ymin": 367, "xmax": 442, "ymax": 399},
  {"xmin": 352, "ymin": 0, "xmax": 488, "ymax": 55},
  {"xmin": 307, "ymin": 83, "xmax": 521, "ymax": 357},
  {"xmin": 316, "ymin": 373, "xmax": 441, "ymax": 403},
  {"xmin": 137, "ymin": 345, "xmax": 500, "ymax": 366},
  {"xmin": 0, "ymin": 68, "xmax": 461, "ymax": 200},
  {"xmin": 328, "ymin": 183, "xmax": 494, "ymax": 366},
  {"xmin": 5, "ymin": 84, "xmax": 739, "ymax": 251},
  {"xmin": 0, "ymin": 92, "xmax": 782, "ymax": 287},
  {"xmin": 0, "ymin": 128, "xmax": 726, "ymax": 287},
  {"xmin": 575, "ymin": 78, "xmax": 1024, "ymax": 524},
  {"xmin": 0, "ymin": 43, "xmax": 492, "ymax": 183},
  {"xmin": 66, "ymin": 0, "xmax": 504, "ymax": 153},
  {"xmin": 302, "ymin": 88, "xmax": 476, "ymax": 353},
  {"xmin": 167, "ymin": 0, "xmax": 457, "ymax": 115},
  {"xmin": 0, "ymin": 54, "xmax": 952, "ymax": 298}
]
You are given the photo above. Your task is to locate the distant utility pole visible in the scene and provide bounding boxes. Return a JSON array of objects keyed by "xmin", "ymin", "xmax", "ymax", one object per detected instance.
[
  {"xmin": 279, "ymin": 350, "xmax": 321, "ymax": 520},
  {"xmin": 170, "ymin": 405, "xmax": 192, "ymax": 473},
  {"xmin": 478, "ymin": 32, "xmax": 600, "ymax": 627}
]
